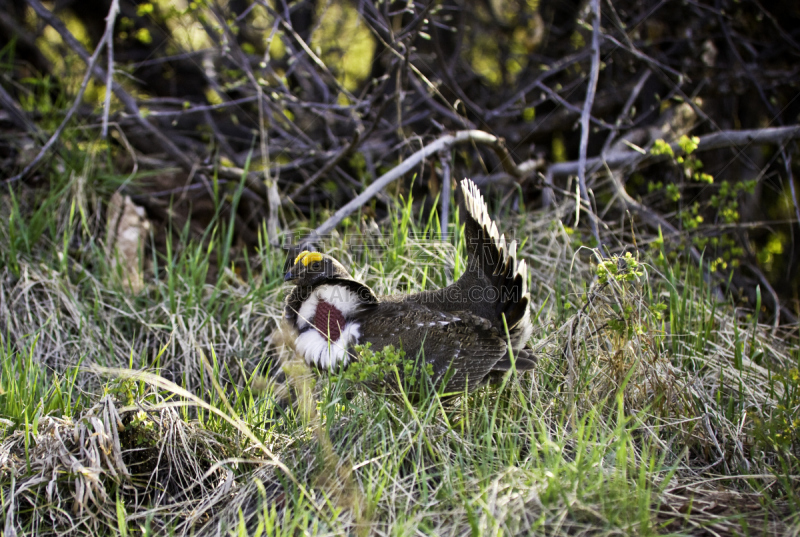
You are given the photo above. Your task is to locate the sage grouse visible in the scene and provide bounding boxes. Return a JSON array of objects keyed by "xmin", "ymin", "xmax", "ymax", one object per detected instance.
[{"xmin": 282, "ymin": 178, "xmax": 535, "ymax": 396}]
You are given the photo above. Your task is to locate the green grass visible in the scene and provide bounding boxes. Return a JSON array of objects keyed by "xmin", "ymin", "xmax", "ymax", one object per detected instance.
[{"xmin": 1, "ymin": 154, "xmax": 798, "ymax": 536}]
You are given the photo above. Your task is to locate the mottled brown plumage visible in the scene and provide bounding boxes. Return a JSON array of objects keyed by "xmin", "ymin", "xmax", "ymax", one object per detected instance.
[{"xmin": 282, "ymin": 179, "xmax": 535, "ymax": 396}]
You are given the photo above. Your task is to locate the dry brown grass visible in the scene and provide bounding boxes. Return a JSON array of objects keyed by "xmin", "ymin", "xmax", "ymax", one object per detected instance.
[{"xmin": 1, "ymin": 198, "xmax": 798, "ymax": 536}]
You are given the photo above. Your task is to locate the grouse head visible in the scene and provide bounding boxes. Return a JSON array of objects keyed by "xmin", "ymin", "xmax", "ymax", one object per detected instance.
[{"xmin": 284, "ymin": 250, "xmax": 351, "ymax": 288}]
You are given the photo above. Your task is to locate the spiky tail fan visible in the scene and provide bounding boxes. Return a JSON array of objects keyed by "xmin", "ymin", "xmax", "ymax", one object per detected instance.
[{"xmin": 459, "ymin": 179, "xmax": 534, "ymax": 356}]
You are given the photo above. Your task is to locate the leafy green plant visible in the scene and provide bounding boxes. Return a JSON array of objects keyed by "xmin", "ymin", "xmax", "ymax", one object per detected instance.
[
  {"xmin": 647, "ymin": 135, "xmax": 758, "ymax": 272},
  {"xmin": 596, "ymin": 251, "xmax": 643, "ymax": 285},
  {"xmin": 337, "ymin": 343, "xmax": 434, "ymax": 391}
]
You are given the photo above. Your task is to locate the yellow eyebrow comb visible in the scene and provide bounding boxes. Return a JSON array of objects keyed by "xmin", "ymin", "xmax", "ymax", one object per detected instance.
[{"xmin": 294, "ymin": 251, "xmax": 323, "ymax": 266}]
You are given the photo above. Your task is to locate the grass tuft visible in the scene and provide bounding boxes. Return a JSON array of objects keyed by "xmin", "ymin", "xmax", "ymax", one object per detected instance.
[{"xmin": 1, "ymin": 163, "xmax": 798, "ymax": 535}]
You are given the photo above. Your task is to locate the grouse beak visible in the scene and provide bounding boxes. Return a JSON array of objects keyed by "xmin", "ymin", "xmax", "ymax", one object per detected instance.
[{"xmin": 284, "ymin": 269, "xmax": 298, "ymax": 282}]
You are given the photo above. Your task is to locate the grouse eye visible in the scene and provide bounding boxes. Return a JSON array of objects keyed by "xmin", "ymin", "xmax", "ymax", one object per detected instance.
[{"xmin": 311, "ymin": 261, "xmax": 322, "ymax": 271}]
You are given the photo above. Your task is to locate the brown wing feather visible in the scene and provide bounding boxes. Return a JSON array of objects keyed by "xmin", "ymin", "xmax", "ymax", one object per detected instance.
[{"xmin": 353, "ymin": 303, "xmax": 507, "ymax": 394}]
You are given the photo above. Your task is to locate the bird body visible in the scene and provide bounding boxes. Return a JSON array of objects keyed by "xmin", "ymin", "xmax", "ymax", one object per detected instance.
[{"xmin": 282, "ymin": 179, "xmax": 535, "ymax": 395}]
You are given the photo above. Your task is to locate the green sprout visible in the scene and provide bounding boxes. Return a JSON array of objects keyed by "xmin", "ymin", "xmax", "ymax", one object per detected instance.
[{"xmin": 596, "ymin": 252, "xmax": 643, "ymax": 286}]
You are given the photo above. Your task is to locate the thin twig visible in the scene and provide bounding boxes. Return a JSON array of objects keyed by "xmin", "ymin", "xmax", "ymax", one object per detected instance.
[
  {"xmin": 601, "ymin": 33, "xmax": 684, "ymax": 81},
  {"xmin": 23, "ymin": 0, "xmax": 194, "ymax": 171},
  {"xmin": 207, "ymin": 3, "xmax": 281, "ymax": 243},
  {"xmin": 782, "ymin": 151, "xmax": 799, "ymax": 283},
  {"xmin": 576, "ymin": 0, "xmax": 603, "ymax": 252},
  {"xmin": 288, "ymin": 90, "xmax": 394, "ymax": 203},
  {"xmin": 487, "ymin": 49, "xmax": 592, "ymax": 119},
  {"xmin": 258, "ymin": 0, "xmax": 356, "ymax": 103},
  {"xmin": 440, "ymin": 151, "xmax": 451, "ymax": 237},
  {"xmin": 600, "ymin": 69, "xmax": 651, "ymax": 157},
  {"xmin": 0, "ymin": 82, "xmax": 42, "ymax": 137},
  {"xmin": 128, "ymin": 96, "xmax": 259, "ymax": 118},
  {"xmin": 536, "ymin": 81, "xmax": 614, "ymax": 132},
  {"xmin": 101, "ymin": 0, "xmax": 119, "ymax": 139},
  {"xmin": 5, "ymin": 0, "xmax": 119, "ymax": 183}
]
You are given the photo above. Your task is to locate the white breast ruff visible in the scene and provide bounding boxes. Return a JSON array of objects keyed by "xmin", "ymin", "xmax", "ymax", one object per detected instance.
[{"xmin": 294, "ymin": 284, "xmax": 363, "ymax": 370}]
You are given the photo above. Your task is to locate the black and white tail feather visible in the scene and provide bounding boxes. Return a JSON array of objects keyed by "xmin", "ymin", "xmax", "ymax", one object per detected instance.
[{"xmin": 457, "ymin": 179, "xmax": 534, "ymax": 360}]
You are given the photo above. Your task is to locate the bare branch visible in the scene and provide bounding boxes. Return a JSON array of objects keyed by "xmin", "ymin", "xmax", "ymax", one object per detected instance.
[
  {"xmin": 308, "ymin": 130, "xmax": 519, "ymax": 241},
  {"xmin": 543, "ymin": 125, "xmax": 800, "ymax": 179},
  {"xmin": 576, "ymin": 0, "xmax": 603, "ymax": 251},
  {"xmin": 101, "ymin": 0, "xmax": 119, "ymax": 139}
]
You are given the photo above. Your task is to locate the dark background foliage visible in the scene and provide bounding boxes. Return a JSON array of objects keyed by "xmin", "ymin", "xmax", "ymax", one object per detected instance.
[{"xmin": 1, "ymin": 0, "xmax": 799, "ymax": 320}]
